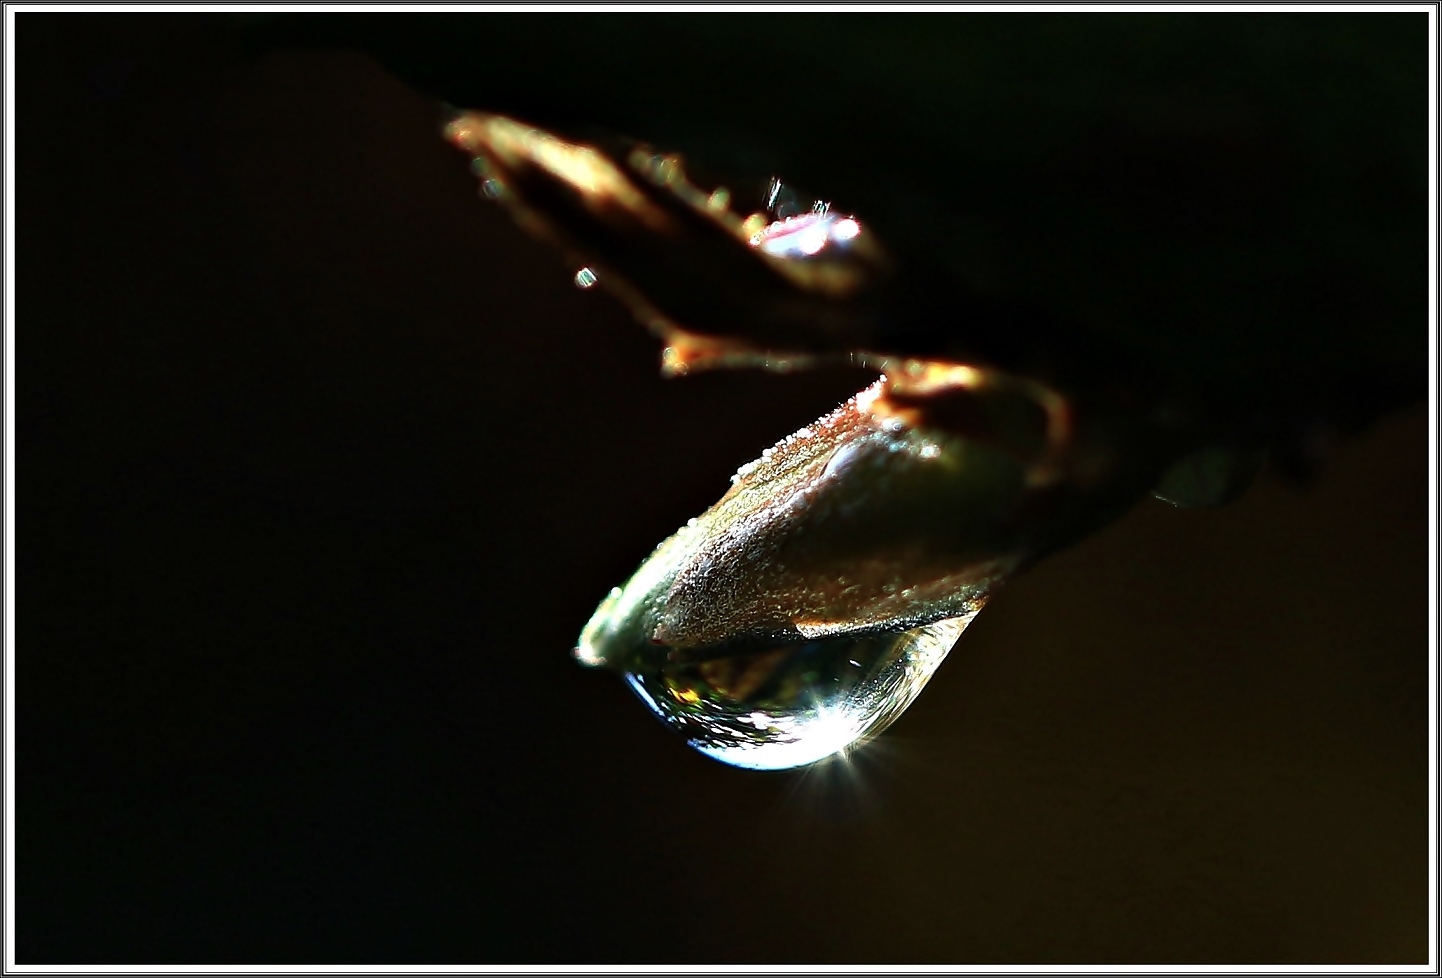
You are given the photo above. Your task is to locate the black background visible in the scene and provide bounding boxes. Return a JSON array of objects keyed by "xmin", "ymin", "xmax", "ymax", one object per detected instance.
[{"xmin": 17, "ymin": 13, "xmax": 1431, "ymax": 964}]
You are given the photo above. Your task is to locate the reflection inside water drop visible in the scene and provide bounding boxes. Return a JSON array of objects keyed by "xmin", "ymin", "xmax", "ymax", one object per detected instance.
[{"xmin": 616, "ymin": 616, "xmax": 975, "ymax": 771}]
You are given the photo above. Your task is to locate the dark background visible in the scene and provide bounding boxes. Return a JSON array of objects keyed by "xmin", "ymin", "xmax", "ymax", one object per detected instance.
[{"xmin": 17, "ymin": 13, "xmax": 1431, "ymax": 964}]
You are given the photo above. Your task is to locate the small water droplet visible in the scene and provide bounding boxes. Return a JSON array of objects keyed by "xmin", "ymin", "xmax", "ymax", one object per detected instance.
[
  {"xmin": 574, "ymin": 267, "xmax": 599, "ymax": 289},
  {"xmin": 643, "ymin": 154, "xmax": 678, "ymax": 184},
  {"xmin": 621, "ymin": 618, "xmax": 969, "ymax": 771},
  {"xmin": 748, "ymin": 209, "xmax": 864, "ymax": 260},
  {"xmin": 480, "ymin": 177, "xmax": 504, "ymax": 199}
]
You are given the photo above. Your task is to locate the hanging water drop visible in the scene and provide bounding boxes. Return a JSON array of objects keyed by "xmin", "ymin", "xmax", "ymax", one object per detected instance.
[
  {"xmin": 577, "ymin": 530, "xmax": 984, "ymax": 772},
  {"xmin": 574, "ymin": 266, "xmax": 599, "ymax": 289},
  {"xmin": 572, "ymin": 380, "xmax": 1024, "ymax": 771},
  {"xmin": 618, "ymin": 615, "xmax": 975, "ymax": 771}
]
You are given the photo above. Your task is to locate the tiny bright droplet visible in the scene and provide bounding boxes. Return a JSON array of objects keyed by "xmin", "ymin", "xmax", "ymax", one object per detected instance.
[
  {"xmin": 749, "ymin": 210, "xmax": 865, "ymax": 259},
  {"xmin": 574, "ymin": 266, "xmax": 599, "ymax": 289}
]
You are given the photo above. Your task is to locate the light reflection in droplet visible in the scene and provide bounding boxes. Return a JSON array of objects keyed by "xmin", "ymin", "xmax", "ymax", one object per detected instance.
[
  {"xmin": 748, "ymin": 210, "xmax": 865, "ymax": 260},
  {"xmin": 797, "ymin": 228, "xmax": 828, "ymax": 255}
]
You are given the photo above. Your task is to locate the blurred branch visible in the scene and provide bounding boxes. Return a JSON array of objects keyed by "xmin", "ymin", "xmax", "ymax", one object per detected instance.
[{"xmin": 245, "ymin": 12, "xmax": 1428, "ymax": 471}]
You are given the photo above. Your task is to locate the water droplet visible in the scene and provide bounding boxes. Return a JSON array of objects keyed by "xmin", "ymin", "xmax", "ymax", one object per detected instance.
[
  {"xmin": 573, "ymin": 382, "xmax": 1016, "ymax": 770},
  {"xmin": 480, "ymin": 177, "xmax": 504, "ymax": 199},
  {"xmin": 621, "ymin": 617, "xmax": 969, "ymax": 770},
  {"xmin": 575, "ymin": 472, "xmax": 985, "ymax": 772},
  {"xmin": 748, "ymin": 209, "xmax": 865, "ymax": 260},
  {"xmin": 642, "ymin": 154, "xmax": 679, "ymax": 185},
  {"xmin": 574, "ymin": 267, "xmax": 599, "ymax": 289}
]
